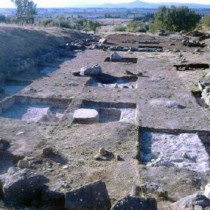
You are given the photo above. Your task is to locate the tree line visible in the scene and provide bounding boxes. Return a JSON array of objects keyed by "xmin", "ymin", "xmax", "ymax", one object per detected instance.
[{"xmin": 4, "ymin": 0, "xmax": 210, "ymax": 32}]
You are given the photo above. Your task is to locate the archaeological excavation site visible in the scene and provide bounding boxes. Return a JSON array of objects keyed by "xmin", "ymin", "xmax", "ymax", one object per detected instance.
[{"xmin": 1, "ymin": 24, "xmax": 210, "ymax": 210}]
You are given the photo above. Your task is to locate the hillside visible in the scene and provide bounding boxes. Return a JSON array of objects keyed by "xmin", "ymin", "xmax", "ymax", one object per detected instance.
[
  {"xmin": 0, "ymin": 25, "xmax": 91, "ymax": 79},
  {"xmin": 96, "ymin": 0, "xmax": 210, "ymax": 8}
]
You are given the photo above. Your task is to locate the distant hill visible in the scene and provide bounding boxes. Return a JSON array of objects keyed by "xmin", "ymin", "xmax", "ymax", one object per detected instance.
[
  {"xmin": 101, "ymin": 0, "xmax": 154, "ymax": 8},
  {"xmin": 92, "ymin": 0, "xmax": 210, "ymax": 8}
]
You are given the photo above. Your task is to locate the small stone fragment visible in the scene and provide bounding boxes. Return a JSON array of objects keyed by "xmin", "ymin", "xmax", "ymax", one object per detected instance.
[
  {"xmin": 115, "ymin": 154, "xmax": 123, "ymax": 161},
  {"xmin": 111, "ymin": 195, "xmax": 157, "ymax": 210},
  {"xmin": 94, "ymin": 154, "xmax": 102, "ymax": 161},
  {"xmin": 63, "ymin": 165, "xmax": 69, "ymax": 169},
  {"xmin": 130, "ymin": 185, "xmax": 141, "ymax": 196},
  {"xmin": 72, "ymin": 71, "xmax": 80, "ymax": 76},
  {"xmin": 17, "ymin": 159, "xmax": 30, "ymax": 169},
  {"xmin": 110, "ymin": 52, "xmax": 122, "ymax": 61},
  {"xmin": 42, "ymin": 147, "xmax": 56, "ymax": 157},
  {"xmin": 204, "ymin": 183, "xmax": 210, "ymax": 200},
  {"xmin": 194, "ymin": 205, "xmax": 203, "ymax": 210},
  {"xmin": 99, "ymin": 147, "xmax": 106, "ymax": 156}
]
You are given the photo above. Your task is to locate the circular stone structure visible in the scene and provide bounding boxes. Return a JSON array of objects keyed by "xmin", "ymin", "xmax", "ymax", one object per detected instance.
[{"xmin": 73, "ymin": 109, "xmax": 99, "ymax": 124}]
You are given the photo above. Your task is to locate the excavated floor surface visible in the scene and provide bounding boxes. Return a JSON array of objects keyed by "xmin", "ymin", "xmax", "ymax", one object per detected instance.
[{"xmin": 1, "ymin": 31, "xmax": 210, "ymax": 209}]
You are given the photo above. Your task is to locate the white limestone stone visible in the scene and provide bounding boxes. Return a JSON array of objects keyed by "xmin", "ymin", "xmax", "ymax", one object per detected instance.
[
  {"xmin": 73, "ymin": 109, "xmax": 99, "ymax": 124},
  {"xmin": 204, "ymin": 183, "xmax": 210, "ymax": 199}
]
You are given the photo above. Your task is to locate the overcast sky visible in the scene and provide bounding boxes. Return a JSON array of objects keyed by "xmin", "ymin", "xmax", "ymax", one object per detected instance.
[{"xmin": 1, "ymin": 0, "xmax": 210, "ymax": 8}]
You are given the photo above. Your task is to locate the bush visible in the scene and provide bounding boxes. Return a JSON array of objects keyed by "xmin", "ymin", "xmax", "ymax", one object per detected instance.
[
  {"xmin": 114, "ymin": 25, "xmax": 126, "ymax": 32},
  {"xmin": 38, "ymin": 18, "xmax": 71, "ymax": 28},
  {"xmin": 150, "ymin": 6, "xmax": 201, "ymax": 32},
  {"xmin": 126, "ymin": 20, "xmax": 147, "ymax": 33},
  {"xmin": 39, "ymin": 19, "xmax": 54, "ymax": 27},
  {"xmin": 0, "ymin": 15, "xmax": 6, "ymax": 23},
  {"xmin": 203, "ymin": 14, "xmax": 210, "ymax": 28},
  {"xmin": 38, "ymin": 17, "xmax": 100, "ymax": 31},
  {"xmin": 74, "ymin": 19, "xmax": 101, "ymax": 32}
]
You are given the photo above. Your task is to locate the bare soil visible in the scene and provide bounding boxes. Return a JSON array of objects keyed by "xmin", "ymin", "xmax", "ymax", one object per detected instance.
[{"xmin": 0, "ymin": 25, "xmax": 210, "ymax": 209}]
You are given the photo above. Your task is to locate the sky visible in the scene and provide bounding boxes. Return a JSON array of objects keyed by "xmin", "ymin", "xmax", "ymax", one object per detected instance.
[{"xmin": 1, "ymin": 0, "xmax": 210, "ymax": 8}]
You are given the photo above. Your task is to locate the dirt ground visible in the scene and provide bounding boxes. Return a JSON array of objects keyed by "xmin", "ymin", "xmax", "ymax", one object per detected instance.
[{"xmin": 1, "ymin": 25, "xmax": 210, "ymax": 209}]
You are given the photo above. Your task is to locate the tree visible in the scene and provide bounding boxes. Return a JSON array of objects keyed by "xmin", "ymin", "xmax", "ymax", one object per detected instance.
[
  {"xmin": 150, "ymin": 6, "xmax": 201, "ymax": 32},
  {"xmin": 11, "ymin": 0, "xmax": 37, "ymax": 24}
]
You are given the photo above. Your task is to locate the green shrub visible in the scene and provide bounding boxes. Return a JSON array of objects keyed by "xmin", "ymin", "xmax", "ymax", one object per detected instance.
[
  {"xmin": 126, "ymin": 20, "xmax": 147, "ymax": 32},
  {"xmin": 38, "ymin": 18, "xmax": 71, "ymax": 28},
  {"xmin": 203, "ymin": 14, "xmax": 210, "ymax": 28},
  {"xmin": 0, "ymin": 15, "xmax": 6, "ymax": 23},
  {"xmin": 74, "ymin": 19, "xmax": 101, "ymax": 32},
  {"xmin": 114, "ymin": 25, "xmax": 126, "ymax": 32},
  {"xmin": 150, "ymin": 6, "xmax": 201, "ymax": 32},
  {"xmin": 39, "ymin": 19, "xmax": 54, "ymax": 27}
]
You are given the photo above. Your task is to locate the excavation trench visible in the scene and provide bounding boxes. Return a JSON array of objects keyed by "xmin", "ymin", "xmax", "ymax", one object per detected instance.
[
  {"xmin": 104, "ymin": 57, "xmax": 138, "ymax": 63},
  {"xmin": 174, "ymin": 63, "xmax": 209, "ymax": 71},
  {"xmin": 139, "ymin": 129, "xmax": 210, "ymax": 173},
  {"xmin": 0, "ymin": 96, "xmax": 70, "ymax": 123},
  {"xmin": 73, "ymin": 101, "xmax": 137, "ymax": 124},
  {"xmin": 86, "ymin": 74, "xmax": 138, "ymax": 89}
]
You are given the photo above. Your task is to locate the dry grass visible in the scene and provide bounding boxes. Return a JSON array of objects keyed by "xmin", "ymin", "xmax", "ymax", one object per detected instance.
[{"xmin": 0, "ymin": 24, "xmax": 89, "ymax": 77}]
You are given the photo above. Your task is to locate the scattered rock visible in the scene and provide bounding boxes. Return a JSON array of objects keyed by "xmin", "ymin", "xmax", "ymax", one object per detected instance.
[
  {"xmin": 174, "ymin": 193, "xmax": 210, "ymax": 209},
  {"xmin": 72, "ymin": 71, "xmax": 81, "ymax": 76},
  {"xmin": 110, "ymin": 52, "xmax": 122, "ymax": 61},
  {"xmin": 42, "ymin": 147, "xmax": 56, "ymax": 158},
  {"xmin": 0, "ymin": 169, "xmax": 48, "ymax": 206},
  {"xmin": 182, "ymin": 38, "xmax": 205, "ymax": 47},
  {"xmin": 198, "ymin": 80, "xmax": 210, "ymax": 90},
  {"xmin": 7, "ymin": 167, "xmax": 20, "ymax": 175},
  {"xmin": 62, "ymin": 165, "xmax": 68, "ymax": 169},
  {"xmin": 99, "ymin": 147, "xmax": 107, "ymax": 156},
  {"xmin": 99, "ymin": 38, "xmax": 107, "ymax": 44},
  {"xmin": 173, "ymin": 48, "xmax": 180, "ymax": 52},
  {"xmin": 94, "ymin": 154, "xmax": 102, "ymax": 161},
  {"xmin": 16, "ymin": 131, "xmax": 25, "ymax": 136},
  {"xmin": 17, "ymin": 159, "xmax": 30, "ymax": 169},
  {"xmin": 41, "ymin": 188, "xmax": 65, "ymax": 207},
  {"xmin": 80, "ymin": 64, "xmax": 102, "ymax": 76},
  {"xmin": 173, "ymin": 194, "xmax": 197, "ymax": 208},
  {"xmin": 0, "ymin": 139, "xmax": 9, "ymax": 151},
  {"xmin": 141, "ymin": 182, "xmax": 167, "ymax": 197},
  {"xmin": 157, "ymin": 29, "xmax": 169, "ymax": 36},
  {"xmin": 194, "ymin": 205, "xmax": 203, "ymax": 210},
  {"xmin": 111, "ymin": 195, "xmax": 157, "ymax": 210},
  {"xmin": 115, "ymin": 154, "xmax": 123, "ymax": 161},
  {"xmin": 186, "ymin": 31, "xmax": 210, "ymax": 41},
  {"xmin": 165, "ymin": 101, "xmax": 186, "ymax": 109},
  {"xmin": 65, "ymin": 180, "xmax": 111, "ymax": 210},
  {"xmin": 194, "ymin": 48, "xmax": 201, "ymax": 53},
  {"xmin": 194, "ymin": 195, "xmax": 210, "ymax": 207},
  {"xmin": 130, "ymin": 185, "xmax": 141, "ymax": 196},
  {"xmin": 204, "ymin": 184, "xmax": 210, "ymax": 200},
  {"xmin": 125, "ymin": 70, "xmax": 143, "ymax": 77}
]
